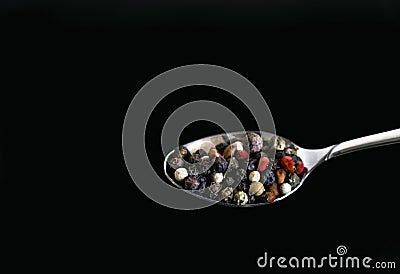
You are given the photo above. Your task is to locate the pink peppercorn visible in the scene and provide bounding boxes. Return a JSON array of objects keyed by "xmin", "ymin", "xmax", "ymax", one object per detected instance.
[
  {"xmin": 258, "ymin": 157, "xmax": 269, "ymax": 172},
  {"xmin": 281, "ymin": 156, "xmax": 295, "ymax": 173},
  {"xmin": 296, "ymin": 161, "xmax": 305, "ymax": 174}
]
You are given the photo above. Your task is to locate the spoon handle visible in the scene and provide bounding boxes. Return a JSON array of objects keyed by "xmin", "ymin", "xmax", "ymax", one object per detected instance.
[{"xmin": 327, "ymin": 129, "xmax": 400, "ymax": 159}]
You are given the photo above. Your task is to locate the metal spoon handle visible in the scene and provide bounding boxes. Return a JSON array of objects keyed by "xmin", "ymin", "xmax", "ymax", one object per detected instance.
[{"xmin": 327, "ymin": 129, "xmax": 400, "ymax": 159}]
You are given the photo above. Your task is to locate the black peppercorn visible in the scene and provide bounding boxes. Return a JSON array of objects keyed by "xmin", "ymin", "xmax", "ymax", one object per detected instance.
[
  {"xmin": 184, "ymin": 176, "xmax": 200, "ymax": 190},
  {"xmin": 195, "ymin": 149, "xmax": 208, "ymax": 157},
  {"xmin": 237, "ymin": 182, "xmax": 249, "ymax": 192},
  {"xmin": 179, "ymin": 145, "xmax": 194, "ymax": 163},
  {"xmin": 250, "ymin": 151, "xmax": 261, "ymax": 160},
  {"xmin": 265, "ymin": 170, "xmax": 276, "ymax": 185},
  {"xmin": 215, "ymin": 142, "xmax": 228, "ymax": 155},
  {"xmin": 291, "ymin": 155, "xmax": 299, "ymax": 165},
  {"xmin": 247, "ymin": 158, "xmax": 259, "ymax": 172},
  {"xmin": 212, "ymin": 157, "xmax": 228, "ymax": 173},
  {"xmin": 248, "ymin": 195, "xmax": 256, "ymax": 204}
]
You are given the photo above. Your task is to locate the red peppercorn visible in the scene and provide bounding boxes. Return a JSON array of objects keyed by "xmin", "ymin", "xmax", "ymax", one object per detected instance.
[
  {"xmin": 281, "ymin": 156, "xmax": 295, "ymax": 173},
  {"xmin": 258, "ymin": 157, "xmax": 269, "ymax": 172},
  {"xmin": 296, "ymin": 161, "xmax": 304, "ymax": 174},
  {"xmin": 269, "ymin": 182, "xmax": 280, "ymax": 196},
  {"xmin": 237, "ymin": 150, "xmax": 249, "ymax": 159}
]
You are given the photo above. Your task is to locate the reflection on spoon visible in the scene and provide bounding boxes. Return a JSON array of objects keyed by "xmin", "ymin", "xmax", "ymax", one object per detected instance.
[{"xmin": 164, "ymin": 129, "xmax": 400, "ymax": 207}]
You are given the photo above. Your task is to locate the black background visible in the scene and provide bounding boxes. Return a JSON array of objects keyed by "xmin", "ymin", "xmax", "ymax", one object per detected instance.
[{"xmin": 2, "ymin": 1, "xmax": 400, "ymax": 272}]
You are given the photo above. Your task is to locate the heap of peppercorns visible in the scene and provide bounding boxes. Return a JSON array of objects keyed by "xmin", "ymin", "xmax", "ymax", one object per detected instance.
[{"xmin": 166, "ymin": 132, "xmax": 308, "ymax": 206}]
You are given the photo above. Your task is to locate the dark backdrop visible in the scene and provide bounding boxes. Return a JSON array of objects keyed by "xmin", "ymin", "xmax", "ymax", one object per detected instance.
[{"xmin": 2, "ymin": 1, "xmax": 399, "ymax": 273}]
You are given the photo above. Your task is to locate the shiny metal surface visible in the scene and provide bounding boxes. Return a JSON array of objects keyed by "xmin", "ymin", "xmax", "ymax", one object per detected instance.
[{"xmin": 164, "ymin": 129, "xmax": 400, "ymax": 207}]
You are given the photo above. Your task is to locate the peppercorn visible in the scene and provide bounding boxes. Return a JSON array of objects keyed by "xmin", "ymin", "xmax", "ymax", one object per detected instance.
[
  {"xmin": 247, "ymin": 133, "xmax": 263, "ymax": 153},
  {"xmin": 280, "ymin": 183, "xmax": 292, "ymax": 195},
  {"xmin": 276, "ymin": 169, "xmax": 286, "ymax": 184},
  {"xmin": 216, "ymin": 142, "xmax": 229, "ymax": 155},
  {"xmin": 212, "ymin": 157, "xmax": 228, "ymax": 173},
  {"xmin": 234, "ymin": 191, "xmax": 249, "ymax": 205},
  {"xmin": 249, "ymin": 182, "xmax": 265, "ymax": 196},
  {"xmin": 258, "ymin": 157, "xmax": 269, "ymax": 172},
  {"xmin": 184, "ymin": 176, "xmax": 200, "ymax": 190},
  {"xmin": 249, "ymin": 171, "xmax": 261, "ymax": 182},
  {"xmin": 174, "ymin": 167, "xmax": 188, "ymax": 181}
]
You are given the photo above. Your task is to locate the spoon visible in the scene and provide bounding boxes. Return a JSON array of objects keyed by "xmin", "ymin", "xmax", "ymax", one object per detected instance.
[{"xmin": 164, "ymin": 129, "xmax": 400, "ymax": 207}]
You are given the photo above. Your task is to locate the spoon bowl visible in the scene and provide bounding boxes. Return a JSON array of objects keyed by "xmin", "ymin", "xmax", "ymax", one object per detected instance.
[{"xmin": 164, "ymin": 129, "xmax": 400, "ymax": 207}]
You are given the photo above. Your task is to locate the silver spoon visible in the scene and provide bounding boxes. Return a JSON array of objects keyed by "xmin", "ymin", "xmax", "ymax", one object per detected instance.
[{"xmin": 164, "ymin": 129, "xmax": 400, "ymax": 207}]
